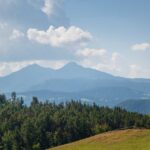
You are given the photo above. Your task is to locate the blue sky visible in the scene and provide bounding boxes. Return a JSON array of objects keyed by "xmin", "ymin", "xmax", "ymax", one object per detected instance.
[{"xmin": 0, "ymin": 0, "xmax": 150, "ymax": 78}]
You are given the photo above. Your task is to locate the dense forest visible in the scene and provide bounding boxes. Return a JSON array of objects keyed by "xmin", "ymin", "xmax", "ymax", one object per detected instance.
[{"xmin": 0, "ymin": 93, "xmax": 150, "ymax": 150}]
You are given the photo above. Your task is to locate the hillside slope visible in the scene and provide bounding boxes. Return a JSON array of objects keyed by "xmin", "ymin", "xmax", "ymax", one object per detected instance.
[
  {"xmin": 49, "ymin": 129, "xmax": 150, "ymax": 150},
  {"xmin": 118, "ymin": 99, "xmax": 150, "ymax": 114}
]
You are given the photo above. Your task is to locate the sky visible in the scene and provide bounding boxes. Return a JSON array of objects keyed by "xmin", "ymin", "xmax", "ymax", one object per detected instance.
[{"xmin": 0, "ymin": 0, "xmax": 150, "ymax": 78}]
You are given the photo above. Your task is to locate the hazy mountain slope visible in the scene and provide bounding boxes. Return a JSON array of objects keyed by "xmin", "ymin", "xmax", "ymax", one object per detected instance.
[
  {"xmin": 118, "ymin": 99, "xmax": 150, "ymax": 114},
  {"xmin": 49, "ymin": 129, "xmax": 150, "ymax": 150},
  {"xmin": 0, "ymin": 62, "xmax": 150, "ymax": 104},
  {"xmin": 29, "ymin": 63, "xmax": 150, "ymax": 93},
  {"xmin": 0, "ymin": 64, "xmax": 54, "ymax": 92},
  {"xmin": 54, "ymin": 62, "xmax": 115, "ymax": 80},
  {"xmin": 0, "ymin": 62, "xmax": 116, "ymax": 92},
  {"xmin": 20, "ymin": 87, "xmax": 144, "ymax": 106},
  {"xmin": 30, "ymin": 78, "xmax": 98, "ymax": 92}
]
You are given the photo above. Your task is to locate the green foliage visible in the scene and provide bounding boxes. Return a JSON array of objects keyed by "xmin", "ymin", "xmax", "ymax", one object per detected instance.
[
  {"xmin": 0, "ymin": 94, "xmax": 6, "ymax": 105},
  {"xmin": 0, "ymin": 94, "xmax": 150, "ymax": 150},
  {"xmin": 11, "ymin": 92, "xmax": 16, "ymax": 101},
  {"xmin": 32, "ymin": 143, "xmax": 40, "ymax": 150}
]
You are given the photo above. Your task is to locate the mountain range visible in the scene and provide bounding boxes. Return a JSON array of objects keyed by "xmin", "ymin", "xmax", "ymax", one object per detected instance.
[{"xmin": 0, "ymin": 62, "xmax": 150, "ymax": 107}]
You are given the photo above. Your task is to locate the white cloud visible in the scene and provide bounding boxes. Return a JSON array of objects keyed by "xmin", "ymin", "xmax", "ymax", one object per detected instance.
[
  {"xmin": 76, "ymin": 48, "xmax": 109, "ymax": 71},
  {"xmin": 27, "ymin": 25, "xmax": 92, "ymax": 48},
  {"xmin": 42, "ymin": 0, "xmax": 55, "ymax": 17},
  {"xmin": 110, "ymin": 52, "xmax": 122, "ymax": 72},
  {"xmin": 9, "ymin": 29, "xmax": 24, "ymax": 40},
  {"xmin": 80, "ymin": 59, "xmax": 110, "ymax": 71},
  {"xmin": 129, "ymin": 64, "xmax": 141, "ymax": 78},
  {"xmin": 42, "ymin": 0, "xmax": 62, "ymax": 17},
  {"xmin": 0, "ymin": 61, "xmax": 27, "ymax": 77},
  {"xmin": 128, "ymin": 64, "xmax": 150, "ymax": 78},
  {"xmin": 0, "ymin": 22, "xmax": 7, "ymax": 29},
  {"xmin": 132, "ymin": 43, "xmax": 150, "ymax": 51},
  {"xmin": 35, "ymin": 60, "xmax": 68, "ymax": 69},
  {"xmin": 77, "ymin": 48, "xmax": 124, "ymax": 76},
  {"xmin": 76, "ymin": 48, "xmax": 107, "ymax": 57},
  {"xmin": 111, "ymin": 52, "xmax": 120, "ymax": 62}
]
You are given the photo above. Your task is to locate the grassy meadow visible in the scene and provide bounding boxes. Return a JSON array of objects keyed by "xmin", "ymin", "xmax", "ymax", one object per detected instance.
[{"xmin": 49, "ymin": 129, "xmax": 150, "ymax": 150}]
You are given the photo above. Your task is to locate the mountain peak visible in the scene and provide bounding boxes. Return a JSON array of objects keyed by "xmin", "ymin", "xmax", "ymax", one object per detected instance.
[
  {"xmin": 22, "ymin": 64, "xmax": 54, "ymax": 72},
  {"xmin": 62, "ymin": 62, "xmax": 83, "ymax": 70},
  {"xmin": 16, "ymin": 64, "xmax": 44, "ymax": 73},
  {"xmin": 26, "ymin": 64, "xmax": 43, "ymax": 69}
]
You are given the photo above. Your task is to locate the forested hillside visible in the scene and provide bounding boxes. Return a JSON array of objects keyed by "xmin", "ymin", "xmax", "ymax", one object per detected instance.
[{"xmin": 0, "ymin": 94, "xmax": 150, "ymax": 150}]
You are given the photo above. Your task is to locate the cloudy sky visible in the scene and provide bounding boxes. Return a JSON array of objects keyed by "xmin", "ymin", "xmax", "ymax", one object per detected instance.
[{"xmin": 0, "ymin": 0, "xmax": 150, "ymax": 78}]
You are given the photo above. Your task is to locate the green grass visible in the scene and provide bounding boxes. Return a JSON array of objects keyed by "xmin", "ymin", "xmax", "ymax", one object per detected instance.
[{"xmin": 49, "ymin": 129, "xmax": 150, "ymax": 150}]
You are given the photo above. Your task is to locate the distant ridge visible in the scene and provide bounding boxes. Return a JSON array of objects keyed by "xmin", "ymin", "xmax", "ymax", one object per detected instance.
[
  {"xmin": 56, "ymin": 62, "xmax": 115, "ymax": 80},
  {"xmin": 118, "ymin": 99, "xmax": 150, "ymax": 114},
  {"xmin": 0, "ymin": 62, "xmax": 116, "ymax": 92},
  {"xmin": 0, "ymin": 62, "xmax": 150, "ymax": 106}
]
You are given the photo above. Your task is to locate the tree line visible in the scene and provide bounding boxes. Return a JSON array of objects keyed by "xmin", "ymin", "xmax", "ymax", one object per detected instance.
[{"xmin": 0, "ymin": 93, "xmax": 150, "ymax": 150}]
